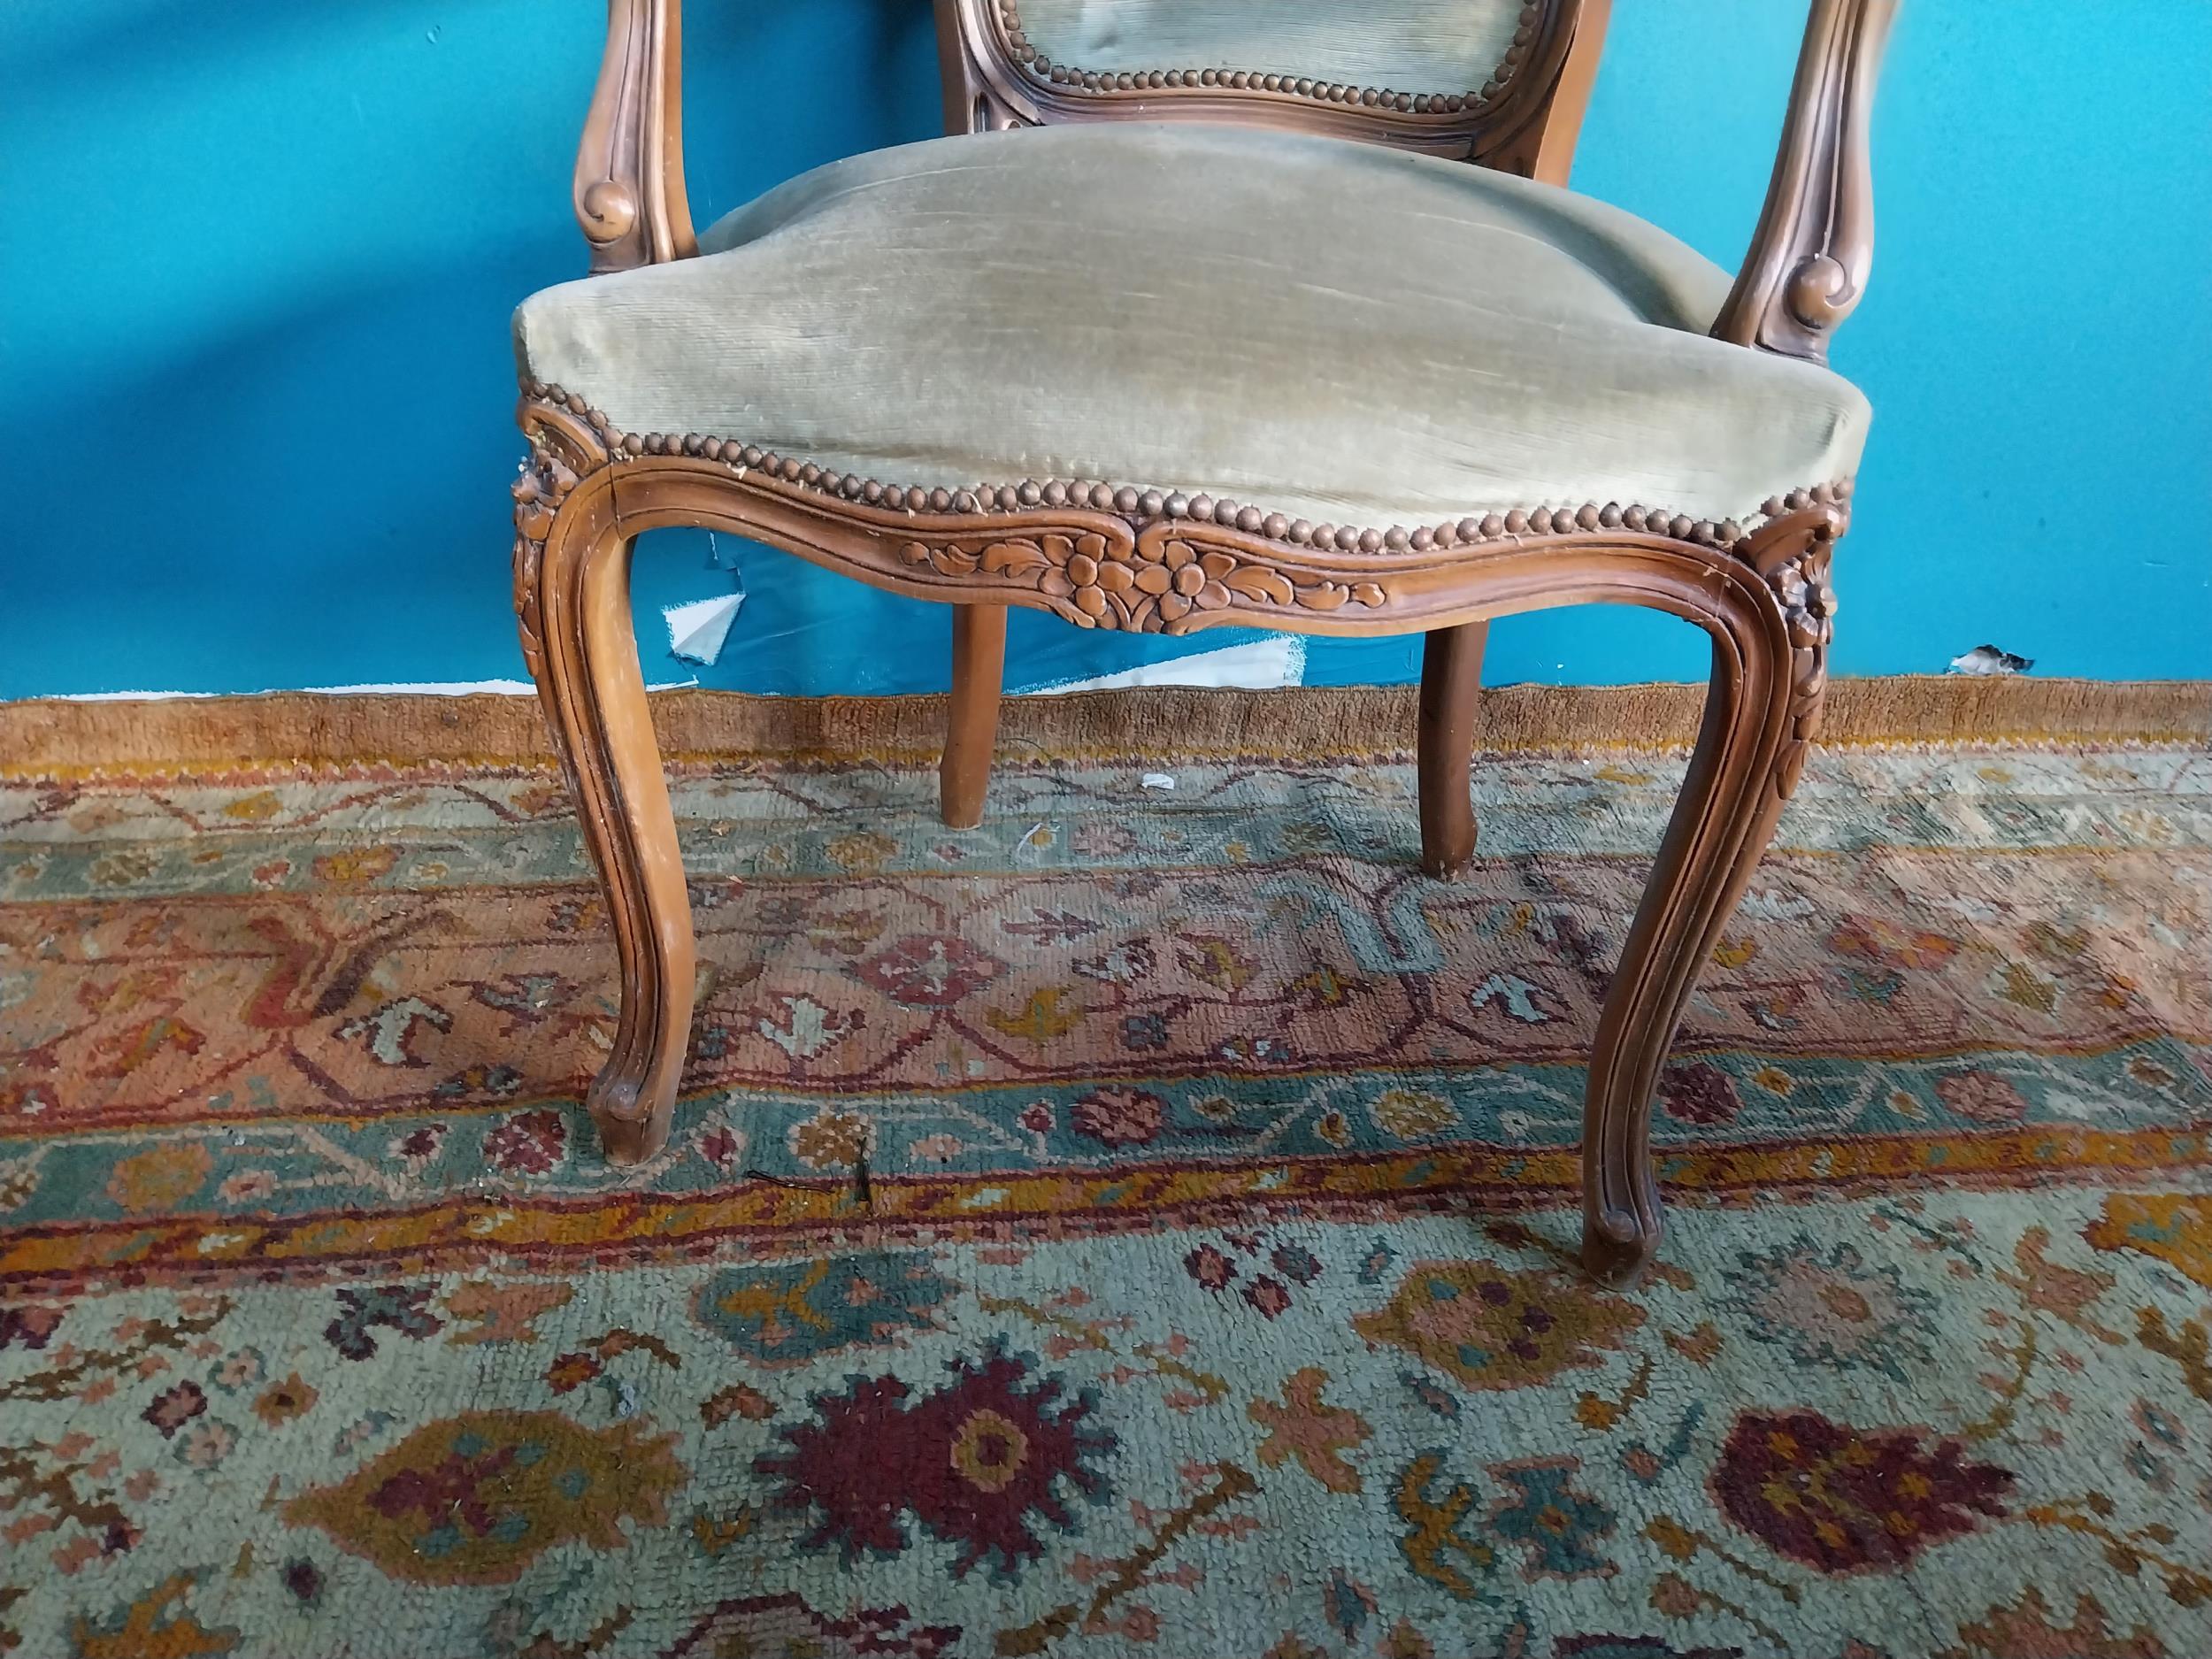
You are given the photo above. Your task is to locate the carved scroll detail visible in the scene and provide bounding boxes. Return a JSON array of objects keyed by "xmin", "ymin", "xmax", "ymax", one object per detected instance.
[
  {"xmin": 511, "ymin": 403, "xmax": 611, "ymax": 680},
  {"xmin": 511, "ymin": 459, "xmax": 571, "ymax": 683},
  {"xmin": 897, "ymin": 527, "xmax": 1388, "ymax": 632},
  {"xmin": 574, "ymin": 0, "xmax": 696, "ymax": 273},
  {"xmin": 1711, "ymin": 0, "xmax": 1898, "ymax": 362},
  {"xmin": 1739, "ymin": 485, "xmax": 1848, "ymax": 801},
  {"xmin": 1766, "ymin": 537, "xmax": 1837, "ymax": 798}
]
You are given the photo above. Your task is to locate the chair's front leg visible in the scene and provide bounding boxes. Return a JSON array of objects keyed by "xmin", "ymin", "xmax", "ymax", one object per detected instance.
[
  {"xmin": 941, "ymin": 603, "xmax": 1007, "ymax": 829},
  {"xmin": 1417, "ymin": 620, "xmax": 1488, "ymax": 876},
  {"xmin": 1581, "ymin": 526, "xmax": 1836, "ymax": 1285},
  {"xmin": 516, "ymin": 479, "xmax": 696, "ymax": 1164}
]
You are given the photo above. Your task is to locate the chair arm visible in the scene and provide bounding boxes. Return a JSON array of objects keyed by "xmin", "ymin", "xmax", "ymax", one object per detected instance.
[
  {"xmin": 1710, "ymin": 0, "xmax": 1898, "ymax": 363},
  {"xmin": 574, "ymin": 0, "xmax": 697, "ymax": 273}
]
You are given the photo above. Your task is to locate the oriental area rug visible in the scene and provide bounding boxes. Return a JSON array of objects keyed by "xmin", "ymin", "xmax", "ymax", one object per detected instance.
[{"xmin": 2, "ymin": 723, "xmax": 2208, "ymax": 1658}]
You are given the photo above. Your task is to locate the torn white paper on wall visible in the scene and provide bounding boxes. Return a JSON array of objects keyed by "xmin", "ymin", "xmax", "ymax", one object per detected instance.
[
  {"xmin": 664, "ymin": 594, "xmax": 745, "ymax": 665},
  {"xmin": 1947, "ymin": 643, "xmax": 2033, "ymax": 677},
  {"xmin": 1018, "ymin": 636, "xmax": 1306, "ymax": 695}
]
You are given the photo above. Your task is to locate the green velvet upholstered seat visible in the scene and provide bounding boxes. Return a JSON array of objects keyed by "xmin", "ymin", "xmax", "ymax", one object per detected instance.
[{"xmin": 514, "ymin": 121, "xmax": 1870, "ymax": 532}]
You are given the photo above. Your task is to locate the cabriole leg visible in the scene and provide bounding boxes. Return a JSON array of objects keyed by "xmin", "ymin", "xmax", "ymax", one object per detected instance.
[
  {"xmin": 516, "ymin": 488, "xmax": 695, "ymax": 1164},
  {"xmin": 1581, "ymin": 530, "xmax": 1836, "ymax": 1284}
]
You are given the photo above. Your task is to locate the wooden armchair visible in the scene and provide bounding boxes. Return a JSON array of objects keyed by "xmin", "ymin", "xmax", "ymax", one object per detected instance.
[{"xmin": 512, "ymin": 0, "xmax": 1894, "ymax": 1283}]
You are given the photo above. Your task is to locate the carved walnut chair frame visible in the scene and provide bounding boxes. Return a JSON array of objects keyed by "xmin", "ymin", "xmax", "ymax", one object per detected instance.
[
  {"xmin": 927, "ymin": 0, "xmax": 1616, "ymax": 862},
  {"xmin": 514, "ymin": 0, "xmax": 1893, "ymax": 1283}
]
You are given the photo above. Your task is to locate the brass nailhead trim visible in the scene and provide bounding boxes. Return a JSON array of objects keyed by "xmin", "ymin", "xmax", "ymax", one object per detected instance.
[
  {"xmin": 994, "ymin": 0, "xmax": 1542, "ymax": 116},
  {"xmin": 521, "ymin": 380, "xmax": 1851, "ymax": 557}
]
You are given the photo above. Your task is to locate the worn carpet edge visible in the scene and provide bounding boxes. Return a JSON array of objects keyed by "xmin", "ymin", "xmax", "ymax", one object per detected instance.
[{"xmin": 1, "ymin": 677, "xmax": 2204, "ymax": 780}]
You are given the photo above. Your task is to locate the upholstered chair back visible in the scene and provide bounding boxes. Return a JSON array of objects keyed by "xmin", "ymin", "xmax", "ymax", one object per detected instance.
[{"xmin": 934, "ymin": 0, "xmax": 1610, "ymax": 179}]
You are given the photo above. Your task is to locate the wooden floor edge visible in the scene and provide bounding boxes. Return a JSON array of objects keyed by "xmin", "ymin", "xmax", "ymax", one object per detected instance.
[{"xmin": 1, "ymin": 677, "xmax": 2204, "ymax": 780}]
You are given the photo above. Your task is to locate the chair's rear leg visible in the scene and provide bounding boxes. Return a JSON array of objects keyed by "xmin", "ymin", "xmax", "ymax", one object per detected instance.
[
  {"xmin": 941, "ymin": 603, "xmax": 1007, "ymax": 829},
  {"xmin": 1417, "ymin": 621, "xmax": 1488, "ymax": 877}
]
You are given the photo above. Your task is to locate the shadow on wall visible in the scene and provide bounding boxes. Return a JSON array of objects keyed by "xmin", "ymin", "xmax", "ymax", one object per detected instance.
[
  {"xmin": 33, "ymin": 262, "xmax": 544, "ymax": 692},
  {"xmin": 4, "ymin": 0, "xmax": 1008, "ymax": 696}
]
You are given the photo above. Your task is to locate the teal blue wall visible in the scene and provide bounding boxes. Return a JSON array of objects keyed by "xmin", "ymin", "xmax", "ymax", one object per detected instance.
[{"xmin": 4, "ymin": 2, "xmax": 2208, "ymax": 698}]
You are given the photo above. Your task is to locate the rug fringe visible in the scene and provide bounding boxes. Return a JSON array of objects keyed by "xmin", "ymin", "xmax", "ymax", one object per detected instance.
[{"xmin": 3, "ymin": 678, "xmax": 2204, "ymax": 780}]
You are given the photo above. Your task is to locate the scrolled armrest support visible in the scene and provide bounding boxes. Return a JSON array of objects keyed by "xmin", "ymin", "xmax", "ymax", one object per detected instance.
[
  {"xmin": 575, "ymin": 0, "xmax": 697, "ymax": 273},
  {"xmin": 1711, "ymin": 0, "xmax": 1897, "ymax": 363}
]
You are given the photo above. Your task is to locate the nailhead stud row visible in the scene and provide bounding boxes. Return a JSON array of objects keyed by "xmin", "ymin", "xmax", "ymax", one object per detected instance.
[
  {"xmin": 523, "ymin": 380, "xmax": 1846, "ymax": 557},
  {"xmin": 993, "ymin": 0, "xmax": 1545, "ymax": 114}
]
